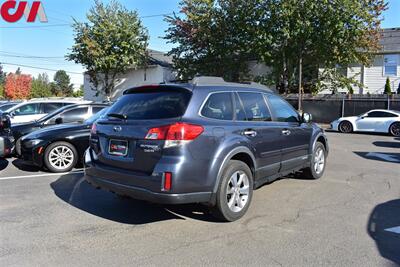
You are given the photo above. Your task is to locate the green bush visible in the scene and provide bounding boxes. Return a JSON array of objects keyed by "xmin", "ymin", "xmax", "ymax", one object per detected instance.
[{"xmin": 384, "ymin": 77, "xmax": 392, "ymax": 95}]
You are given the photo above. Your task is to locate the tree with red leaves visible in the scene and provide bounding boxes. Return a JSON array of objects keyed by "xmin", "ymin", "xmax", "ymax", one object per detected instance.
[{"xmin": 4, "ymin": 73, "xmax": 32, "ymax": 100}]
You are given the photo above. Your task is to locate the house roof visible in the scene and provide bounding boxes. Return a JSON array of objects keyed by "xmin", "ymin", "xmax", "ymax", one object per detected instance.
[
  {"xmin": 147, "ymin": 49, "xmax": 173, "ymax": 67},
  {"xmin": 379, "ymin": 27, "xmax": 400, "ymax": 53}
]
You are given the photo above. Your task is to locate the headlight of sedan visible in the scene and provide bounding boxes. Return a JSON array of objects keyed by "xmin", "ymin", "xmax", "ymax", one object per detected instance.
[{"xmin": 23, "ymin": 139, "xmax": 43, "ymax": 148}]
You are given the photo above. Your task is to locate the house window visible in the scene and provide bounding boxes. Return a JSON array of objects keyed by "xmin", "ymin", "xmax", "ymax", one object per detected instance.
[{"xmin": 383, "ymin": 54, "xmax": 398, "ymax": 76}]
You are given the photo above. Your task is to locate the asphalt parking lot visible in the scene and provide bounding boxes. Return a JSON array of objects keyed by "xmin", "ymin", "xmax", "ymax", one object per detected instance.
[{"xmin": 0, "ymin": 132, "xmax": 399, "ymax": 266}]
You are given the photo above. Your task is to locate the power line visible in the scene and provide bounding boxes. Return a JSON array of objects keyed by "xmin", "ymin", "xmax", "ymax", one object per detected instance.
[
  {"xmin": 0, "ymin": 54, "xmax": 65, "ymax": 59},
  {"xmin": 0, "ymin": 13, "xmax": 174, "ymax": 29},
  {"xmin": 0, "ymin": 23, "xmax": 70, "ymax": 29},
  {"xmin": 1, "ymin": 62, "xmax": 83, "ymax": 75}
]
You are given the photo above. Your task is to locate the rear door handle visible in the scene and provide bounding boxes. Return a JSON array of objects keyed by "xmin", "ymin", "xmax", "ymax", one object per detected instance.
[
  {"xmin": 282, "ymin": 129, "xmax": 291, "ymax": 136},
  {"xmin": 243, "ymin": 130, "xmax": 257, "ymax": 137}
]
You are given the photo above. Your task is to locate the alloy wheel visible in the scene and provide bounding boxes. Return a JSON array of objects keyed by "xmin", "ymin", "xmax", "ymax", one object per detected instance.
[
  {"xmin": 48, "ymin": 145, "xmax": 74, "ymax": 171},
  {"xmin": 314, "ymin": 147, "xmax": 325, "ymax": 175},
  {"xmin": 390, "ymin": 123, "xmax": 400, "ymax": 137},
  {"xmin": 226, "ymin": 171, "xmax": 250, "ymax": 213}
]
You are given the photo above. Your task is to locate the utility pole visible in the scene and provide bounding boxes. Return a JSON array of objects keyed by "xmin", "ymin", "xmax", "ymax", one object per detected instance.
[{"xmin": 298, "ymin": 55, "xmax": 303, "ymax": 112}]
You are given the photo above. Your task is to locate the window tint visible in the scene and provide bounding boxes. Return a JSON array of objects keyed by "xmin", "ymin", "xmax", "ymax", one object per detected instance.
[
  {"xmin": 42, "ymin": 103, "xmax": 64, "ymax": 113},
  {"xmin": 266, "ymin": 94, "xmax": 299, "ymax": 122},
  {"xmin": 237, "ymin": 92, "xmax": 271, "ymax": 121},
  {"xmin": 13, "ymin": 103, "xmax": 41, "ymax": 116},
  {"xmin": 92, "ymin": 106, "xmax": 105, "ymax": 114},
  {"xmin": 60, "ymin": 107, "xmax": 89, "ymax": 123},
  {"xmin": 201, "ymin": 93, "xmax": 233, "ymax": 120},
  {"xmin": 234, "ymin": 93, "xmax": 247, "ymax": 121},
  {"xmin": 108, "ymin": 90, "xmax": 191, "ymax": 120},
  {"xmin": 367, "ymin": 111, "xmax": 397, "ymax": 118}
]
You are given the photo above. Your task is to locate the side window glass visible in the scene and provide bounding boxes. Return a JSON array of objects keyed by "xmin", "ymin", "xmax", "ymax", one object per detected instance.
[
  {"xmin": 43, "ymin": 103, "xmax": 63, "ymax": 114},
  {"xmin": 92, "ymin": 106, "xmax": 105, "ymax": 114},
  {"xmin": 60, "ymin": 107, "xmax": 89, "ymax": 123},
  {"xmin": 234, "ymin": 93, "xmax": 247, "ymax": 121},
  {"xmin": 266, "ymin": 94, "xmax": 299, "ymax": 123},
  {"xmin": 201, "ymin": 93, "xmax": 233, "ymax": 120},
  {"xmin": 237, "ymin": 92, "xmax": 271, "ymax": 121},
  {"xmin": 13, "ymin": 103, "xmax": 40, "ymax": 116}
]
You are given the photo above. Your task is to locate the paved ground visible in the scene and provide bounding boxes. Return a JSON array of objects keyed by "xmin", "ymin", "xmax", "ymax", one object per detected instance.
[{"xmin": 0, "ymin": 132, "xmax": 399, "ymax": 266}]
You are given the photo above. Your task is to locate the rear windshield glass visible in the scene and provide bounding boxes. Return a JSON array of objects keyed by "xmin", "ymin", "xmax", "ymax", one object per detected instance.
[{"xmin": 107, "ymin": 90, "xmax": 191, "ymax": 120}]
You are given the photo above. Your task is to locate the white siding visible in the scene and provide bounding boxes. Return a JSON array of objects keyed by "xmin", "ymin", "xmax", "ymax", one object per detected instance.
[
  {"xmin": 364, "ymin": 55, "xmax": 400, "ymax": 94},
  {"xmin": 84, "ymin": 66, "xmax": 175, "ymax": 102}
]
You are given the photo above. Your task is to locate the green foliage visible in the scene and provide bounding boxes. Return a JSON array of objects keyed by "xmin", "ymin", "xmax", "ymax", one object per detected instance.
[
  {"xmin": 0, "ymin": 64, "xmax": 6, "ymax": 86},
  {"xmin": 52, "ymin": 70, "xmax": 74, "ymax": 97},
  {"xmin": 30, "ymin": 73, "xmax": 52, "ymax": 98},
  {"xmin": 384, "ymin": 77, "xmax": 392, "ymax": 95},
  {"xmin": 165, "ymin": 0, "xmax": 259, "ymax": 81},
  {"xmin": 67, "ymin": 0, "xmax": 149, "ymax": 98},
  {"xmin": 0, "ymin": 84, "xmax": 4, "ymax": 99},
  {"xmin": 165, "ymin": 0, "xmax": 386, "ymax": 93},
  {"xmin": 73, "ymin": 85, "xmax": 85, "ymax": 98}
]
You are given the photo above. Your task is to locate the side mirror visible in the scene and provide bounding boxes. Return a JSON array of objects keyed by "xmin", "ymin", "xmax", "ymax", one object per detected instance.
[
  {"xmin": 302, "ymin": 112, "xmax": 312, "ymax": 123},
  {"xmin": 55, "ymin": 117, "xmax": 63, "ymax": 124}
]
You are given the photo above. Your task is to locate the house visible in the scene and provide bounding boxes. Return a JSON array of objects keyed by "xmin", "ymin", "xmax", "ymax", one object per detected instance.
[
  {"xmin": 320, "ymin": 27, "xmax": 400, "ymax": 94},
  {"xmin": 83, "ymin": 49, "xmax": 176, "ymax": 101}
]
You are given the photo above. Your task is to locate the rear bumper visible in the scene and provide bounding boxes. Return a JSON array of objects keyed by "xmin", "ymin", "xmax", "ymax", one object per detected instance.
[
  {"xmin": 84, "ymin": 149, "xmax": 213, "ymax": 205},
  {"xmin": 85, "ymin": 172, "xmax": 212, "ymax": 204}
]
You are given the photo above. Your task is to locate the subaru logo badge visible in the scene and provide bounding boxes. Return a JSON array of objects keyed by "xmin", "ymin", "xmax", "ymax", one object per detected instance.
[{"xmin": 113, "ymin": 126, "xmax": 122, "ymax": 132}]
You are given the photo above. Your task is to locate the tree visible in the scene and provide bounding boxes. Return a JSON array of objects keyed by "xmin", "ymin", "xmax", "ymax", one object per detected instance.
[
  {"xmin": 67, "ymin": 0, "xmax": 149, "ymax": 99},
  {"xmin": 0, "ymin": 64, "xmax": 6, "ymax": 99},
  {"xmin": 4, "ymin": 73, "xmax": 32, "ymax": 99},
  {"xmin": 52, "ymin": 70, "xmax": 74, "ymax": 97},
  {"xmin": 165, "ymin": 0, "xmax": 259, "ymax": 81},
  {"xmin": 384, "ymin": 77, "xmax": 392, "ymax": 95},
  {"xmin": 31, "ymin": 73, "xmax": 52, "ymax": 98},
  {"xmin": 15, "ymin": 67, "xmax": 21, "ymax": 75},
  {"xmin": 256, "ymin": 0, "xmax": 386, "ymax": 101},
  {"xmin": 73, "ymin": 85, "xmax": 84, "ymax": 97}
]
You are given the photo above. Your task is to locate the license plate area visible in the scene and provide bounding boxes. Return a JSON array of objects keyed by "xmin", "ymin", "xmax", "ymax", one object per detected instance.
[{"xmin": 108, "ymin": 139, "xmax": 128, "ymax": 156}]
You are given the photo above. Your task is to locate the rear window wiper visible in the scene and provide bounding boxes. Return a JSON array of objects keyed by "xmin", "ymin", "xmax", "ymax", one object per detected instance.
[{"xmin": 107, "ymin": 113, "xmax": 127, "ymax": 120}]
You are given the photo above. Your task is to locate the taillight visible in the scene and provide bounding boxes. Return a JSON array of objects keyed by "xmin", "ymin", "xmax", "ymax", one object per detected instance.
[
  {"xmin": 90, "ymin": 123, "xmax": 97, "ymax": 135},
  {"xmin": 145, "ymin": 123, "xmax": 204, "ymax": 141}
]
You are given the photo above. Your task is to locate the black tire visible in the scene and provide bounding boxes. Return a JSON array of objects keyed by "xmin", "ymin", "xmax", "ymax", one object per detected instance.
[
  {"xmin": 389, "ymin": 122, "xmax": 400, "ymax": 137},
  {"xmin": 43, "ymin": 141, "xmax": 78, "ymax": 173},
  {"xmin": 211, "ymin": 160, "xmax": 254, "ymax": 222},
  {"xmin": 339, "ymin": 121, "xmax": 353, "ymax": 133},
  {"xmin": 301, "ymin": 142, "xmax": 327, "ymax": 180}
]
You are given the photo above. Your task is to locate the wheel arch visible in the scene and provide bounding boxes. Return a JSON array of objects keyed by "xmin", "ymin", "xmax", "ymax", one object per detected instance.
[{"xmin": 212, "ymin": 146, "xmax": 256, "ymax": 195}]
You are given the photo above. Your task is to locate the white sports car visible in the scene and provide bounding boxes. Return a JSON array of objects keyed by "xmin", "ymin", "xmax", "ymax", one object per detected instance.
[{"xmin": 330, "ymin": 109, "xmax": 400, "ymax": 137}]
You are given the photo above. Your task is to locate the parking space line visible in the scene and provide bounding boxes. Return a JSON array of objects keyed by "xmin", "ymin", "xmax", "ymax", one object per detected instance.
[{"xmin": 0, "ymin": 170, "xmax": 84, "ymax": 181}]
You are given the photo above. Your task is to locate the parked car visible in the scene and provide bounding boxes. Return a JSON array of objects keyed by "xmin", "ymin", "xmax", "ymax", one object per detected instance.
[
  {"xmin": 84, "ymin": 77, "xmax": 329, "ymax": 222},
  {"xmin": 10, "ymin": 103, "xmax": 108, "ymax": 143},
  {"xmin": 331, "ymin": 109, "xmax": 400, "ymax": 137},
  {"xmin": 0, "ymin": 113, "xmax": 12, "ymax": 158},
  {"xmin": 4, "ymin": 99, "xmax": 85, "ymax": 124},
  {"xmin": 0, "ymin": 101, "xmax": 22, "ymax": 112},
  {"xmin": 18, "ymin": 107, "xmax": 109, "ymax": 173}
]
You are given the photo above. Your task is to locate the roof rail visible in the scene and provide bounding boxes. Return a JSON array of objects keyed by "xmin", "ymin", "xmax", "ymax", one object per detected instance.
[
  {"xmin": 191, "ymin": 76, "xmax": 275, "ymax": 93},
  {"xmin": 191, "ymin": 76, "xmax": 226, "ymax": 85}
]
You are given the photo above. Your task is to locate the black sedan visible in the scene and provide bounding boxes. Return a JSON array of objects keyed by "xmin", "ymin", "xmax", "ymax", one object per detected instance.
[
  {"xmin": 10, "ymin": 103, "xmax": 108, "ymax": 142},
  {"xmin": 18, "ymin": 107, "xmax": 109, "ymax": 173}
]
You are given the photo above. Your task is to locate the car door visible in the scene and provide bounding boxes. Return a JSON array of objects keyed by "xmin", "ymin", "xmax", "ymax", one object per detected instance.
[
  {"xmin": 235, "ymin": 92, "xmax": 282, "ymax": 179},
  {"xmin": 356, "ymin": 111, "xmax": 392, "ymax": 132},
  {"xmin": 11, "ymin": 103, "xmax": 42, "ymax": 123},
  {"xmin": 265, "ymin": 93, "xmax": 313, "ymax": 172}
]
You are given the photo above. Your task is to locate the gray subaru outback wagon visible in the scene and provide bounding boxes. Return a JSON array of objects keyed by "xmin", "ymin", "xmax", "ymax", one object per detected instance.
[{"xmin": 84, "ymin": 77, "xmax": 328, "ymax": 221}]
